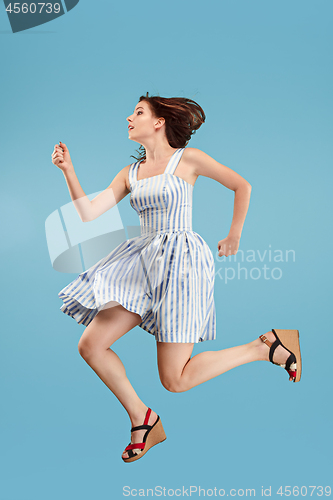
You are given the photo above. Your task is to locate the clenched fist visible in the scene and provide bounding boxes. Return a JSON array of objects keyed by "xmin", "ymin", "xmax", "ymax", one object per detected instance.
[
  {"xmin": 217, "ymin": 236, "xmax": 240, "ymax": 257},
  {"xmin": 51, "ymin": 141, "xmax": 73, "ymax": 172}
]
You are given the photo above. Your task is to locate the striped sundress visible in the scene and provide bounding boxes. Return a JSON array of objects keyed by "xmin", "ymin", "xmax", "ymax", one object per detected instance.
[{"xmin": 58, "ymin": 147, "xmax": 216, "ymax": 343}]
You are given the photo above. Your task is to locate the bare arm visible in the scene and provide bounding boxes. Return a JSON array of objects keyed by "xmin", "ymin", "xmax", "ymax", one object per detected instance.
[
  {"xmin": 52, "ymin": 142, "xmax": 131, "ymax": 222},
  {"xmin": 185, "ymin": 147, "xmax": 252, "ymax": 256}
]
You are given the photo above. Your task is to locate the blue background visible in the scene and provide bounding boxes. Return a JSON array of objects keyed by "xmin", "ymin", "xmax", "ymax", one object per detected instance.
[{"xmin": 1, "ymin": 0, "xmax": 332, "ymax": 498}]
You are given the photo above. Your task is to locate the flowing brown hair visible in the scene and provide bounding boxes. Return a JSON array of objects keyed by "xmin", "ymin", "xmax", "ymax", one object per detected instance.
[{"xmin": 130, "ymin": 92, "xmax": 206, "ymax": 162}]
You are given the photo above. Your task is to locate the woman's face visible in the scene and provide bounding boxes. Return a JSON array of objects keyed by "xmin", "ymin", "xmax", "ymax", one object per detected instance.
[{"xmin": 127, "ymin": 100, "xmax": 162, "ymax": 142}]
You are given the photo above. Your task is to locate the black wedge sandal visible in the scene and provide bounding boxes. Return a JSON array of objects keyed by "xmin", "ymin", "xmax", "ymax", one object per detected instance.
[
  {"xmin": 122, "ymin": 408, "xmax": 167, "ymax": 463},
  {"xmin": 259, "ymin": 329, "xmax": 302, "ymax": 382}
]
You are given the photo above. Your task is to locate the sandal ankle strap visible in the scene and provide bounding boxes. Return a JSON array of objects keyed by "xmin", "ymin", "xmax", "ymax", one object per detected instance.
[
  {"xmin": 259, "ymin": 334, "xmax": 273, "ymax": 347},
  {"xmin": 131, "ymin": 424, "xmax": 152, "ymax": 432},
  {"xmin": 144, "ymin": 408, "xmax": 152, "ymax": 426}
]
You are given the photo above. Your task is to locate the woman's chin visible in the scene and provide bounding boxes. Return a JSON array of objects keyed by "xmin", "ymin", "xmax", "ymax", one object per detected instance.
[{"xmin": 128, "ymin": 134, "xmax": 141, "ymax": 144}]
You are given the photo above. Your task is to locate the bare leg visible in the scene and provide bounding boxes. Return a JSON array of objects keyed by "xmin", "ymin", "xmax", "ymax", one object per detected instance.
[
  {"xmin": 77, "ymin": 304, "xmax": 158, "ymax": 459},
  {"xmin": 157, "ymin": 331, "xmax": 294, "ymax": 392}
]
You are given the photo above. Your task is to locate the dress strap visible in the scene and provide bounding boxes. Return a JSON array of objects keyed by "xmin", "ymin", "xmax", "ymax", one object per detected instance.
[
  {"xmin": 164, "ymin": 148, "xmax": 186, "ymax": 176},
  {"xmin": 128, "ymin": 161, "xmax": 139, "ymax": 191}
]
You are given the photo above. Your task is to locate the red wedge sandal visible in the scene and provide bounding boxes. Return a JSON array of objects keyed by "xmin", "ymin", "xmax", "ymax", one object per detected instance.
[
  {"xmin": 259, "ymin": 329, "xmax": 302, "ymax": 383},
  {"xmin": 122, "ymin": 408, "xmax": 167, "ymax": 463}
]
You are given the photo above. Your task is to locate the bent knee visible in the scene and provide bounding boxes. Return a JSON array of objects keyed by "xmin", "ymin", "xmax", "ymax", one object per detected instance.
[
  {"xmin": 78, "ymin": 337, "xmax": 97, "ymax": 360},
  {"xmin": 160, "ymin": 376, "xmax": 184, "ymax": 393}
]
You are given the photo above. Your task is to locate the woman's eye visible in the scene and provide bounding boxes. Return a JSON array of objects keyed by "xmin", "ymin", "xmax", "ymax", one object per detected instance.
[{"xmin": 137, "ymin": 111, "xmax": 142, "ymax": 115}]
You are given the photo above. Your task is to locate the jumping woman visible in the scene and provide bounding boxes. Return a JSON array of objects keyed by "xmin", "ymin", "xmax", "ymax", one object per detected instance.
[{"xmin": 52, "ymin": 94, "xmax": 302, "ymax": 463}]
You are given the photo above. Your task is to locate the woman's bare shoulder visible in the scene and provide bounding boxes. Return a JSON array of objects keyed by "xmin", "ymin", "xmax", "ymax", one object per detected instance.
[
  {"xmin": 183, "ymin": 147, "xmax": 202, "ymax": 158},
  {"xmin": 182, "ymin": 147, "xmax": 212, "ymax": 175},
  {"xmin": 183, "ymin": 147, "xmax": 207, "ymax": 163}
]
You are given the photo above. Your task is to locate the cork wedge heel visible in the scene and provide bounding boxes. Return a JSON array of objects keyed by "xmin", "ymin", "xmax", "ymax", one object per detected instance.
[
  {"xmin": 259, "ymin": 329, "xmax": 302, "ymax": 383},
  {"xmin": 122, "ymin": 408, "xmax": 167, "ymax": 463}
]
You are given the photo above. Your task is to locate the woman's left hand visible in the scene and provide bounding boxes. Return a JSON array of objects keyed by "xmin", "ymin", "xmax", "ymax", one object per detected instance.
[{"xmin": 217, "ymin": 236, "xmax": 240, "ymax": 257}]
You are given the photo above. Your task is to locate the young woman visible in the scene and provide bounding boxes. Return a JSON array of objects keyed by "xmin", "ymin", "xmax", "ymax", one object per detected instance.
[{"xmin": 52, "ymin": 94, "xmax": 302, "ymax": 463}]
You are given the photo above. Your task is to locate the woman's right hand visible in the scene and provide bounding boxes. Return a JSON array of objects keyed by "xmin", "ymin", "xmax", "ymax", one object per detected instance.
[{"xmin": 51, "ymin": 141, "xmax": 73, "ymax": 172}]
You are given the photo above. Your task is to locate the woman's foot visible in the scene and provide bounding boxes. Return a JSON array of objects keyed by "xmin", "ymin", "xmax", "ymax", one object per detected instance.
[
  {"xmin": 122, "ymin": 407, "xmax": 159, "ymax": 460},
  {"xmin": 256, "ymin": 330, "xmax": 295, "ymax": 381}
]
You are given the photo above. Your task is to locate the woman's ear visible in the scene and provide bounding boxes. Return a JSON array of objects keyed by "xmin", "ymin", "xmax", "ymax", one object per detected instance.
[{"xmin": 154, "ymin": 117, "xmax": 166, "ymax": 130}]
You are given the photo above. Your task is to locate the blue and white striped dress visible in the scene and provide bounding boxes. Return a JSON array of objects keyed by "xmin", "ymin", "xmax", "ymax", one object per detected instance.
[{"xmin": 58, "ymin": 147, "xmax": 216, "ymax": 343}]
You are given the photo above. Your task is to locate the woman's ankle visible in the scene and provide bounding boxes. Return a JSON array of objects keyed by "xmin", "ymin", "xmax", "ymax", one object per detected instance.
[
  {"xmin": 250, "ymin": 337, "xmax": 268, "ymax": 361},
  {"xmin": 128, "ymin": 403, "xmax": 150, "ymax": 425}
]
